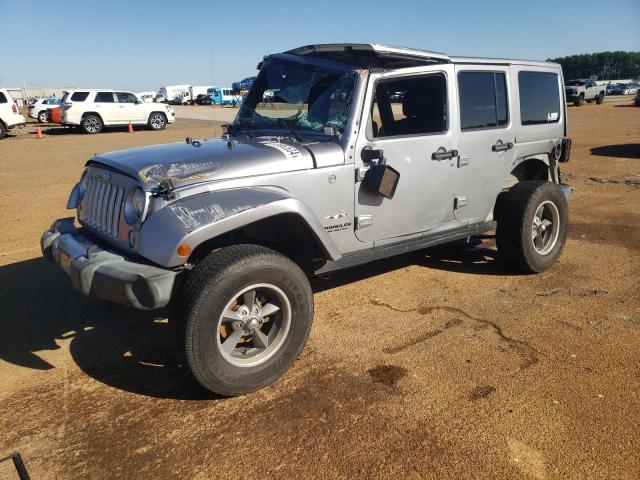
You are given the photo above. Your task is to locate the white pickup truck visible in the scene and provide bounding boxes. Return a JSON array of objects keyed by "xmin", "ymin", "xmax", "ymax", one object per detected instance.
[{"xmin": 565, "ymin": 79, "xmax": 606, "ymax": 106}]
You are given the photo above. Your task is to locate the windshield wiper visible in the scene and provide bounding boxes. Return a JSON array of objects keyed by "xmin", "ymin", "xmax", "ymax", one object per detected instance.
[{"xmin": 287, "ymin": 126, "xmax": 302, "ymax": 142}]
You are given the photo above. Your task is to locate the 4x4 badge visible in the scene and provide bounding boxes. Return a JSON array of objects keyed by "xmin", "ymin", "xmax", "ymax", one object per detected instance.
[{"xmin": 325, "ymin": 212, "xmax": 346, "ymax": 220}]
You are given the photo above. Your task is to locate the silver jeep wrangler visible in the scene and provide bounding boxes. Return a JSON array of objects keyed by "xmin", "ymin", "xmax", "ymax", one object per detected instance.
[{"xmin": 42, "ymin": 44, "xmax": 572, "ymax": 396}]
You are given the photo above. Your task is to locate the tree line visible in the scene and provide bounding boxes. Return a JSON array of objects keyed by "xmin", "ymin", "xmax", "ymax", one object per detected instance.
[{"xmin": 547, "ymin": 51, "xmax": 640, "ymax": 80}]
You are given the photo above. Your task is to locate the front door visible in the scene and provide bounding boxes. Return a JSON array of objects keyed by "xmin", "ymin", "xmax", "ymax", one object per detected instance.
[
  {"xmin": 452, "ymin": 66, "xmax": 516, "ymax": 223},
  {"xmin": 354, "ymin": 65, "xmax": 458, "ymax": 243},
  {"xmin": 116, "ymin": 92, "xmax": 145, "ymax": 123}
]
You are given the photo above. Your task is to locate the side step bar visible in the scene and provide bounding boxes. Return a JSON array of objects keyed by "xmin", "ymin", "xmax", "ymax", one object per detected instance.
[{"xmin": 314, "ymin": 221, "xmax": 496, "ymax": 275}]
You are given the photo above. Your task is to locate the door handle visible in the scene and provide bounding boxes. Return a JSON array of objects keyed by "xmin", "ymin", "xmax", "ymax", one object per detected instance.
[
  {"xmin": 492, "ymin": 141, "xmax": 513, "ymax": 152},
  {"xmin": 431, "ymin": 148, "xmax": 458, "ymax": 161}
]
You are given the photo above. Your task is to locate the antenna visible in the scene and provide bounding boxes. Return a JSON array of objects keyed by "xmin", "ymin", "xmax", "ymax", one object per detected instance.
[{"xmin": 210, "ymin": 48, "xmax": 215, "ymax": 123}]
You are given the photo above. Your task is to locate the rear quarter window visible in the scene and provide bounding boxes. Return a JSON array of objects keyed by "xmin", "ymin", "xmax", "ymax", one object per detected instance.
[
  {"xmin": 518, "ymin": 72, "xmax": 561, "ymax": 125},
  {"xmin": 70, "ymin": 91, "xmax": 89, "ymax": 102},
  {"xmin": 0, "ymin": 92, "xmax": 7, "ymax": 103}
]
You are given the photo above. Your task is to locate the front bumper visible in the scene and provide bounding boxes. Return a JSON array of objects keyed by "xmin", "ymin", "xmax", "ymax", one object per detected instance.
[{"xmin": 41, "ymin": 218, "xmax": 178, "ymax": 310}]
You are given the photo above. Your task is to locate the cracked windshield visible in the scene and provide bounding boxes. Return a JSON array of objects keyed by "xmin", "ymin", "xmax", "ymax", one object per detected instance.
[{"xmin": 236, "ymin": 57, "xmax": 357, "ymax": 133}]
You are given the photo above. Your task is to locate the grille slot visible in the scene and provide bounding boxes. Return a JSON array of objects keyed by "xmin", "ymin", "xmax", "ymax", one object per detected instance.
[{"xmin": 82, "ymin": 175, "xmax": 126, "ymax": 238}]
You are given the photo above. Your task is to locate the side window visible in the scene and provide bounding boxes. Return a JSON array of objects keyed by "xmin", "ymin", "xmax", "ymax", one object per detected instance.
[
  {"xmin": 95, "ymin": 92, "xmax": 115, "ymax": 103},
  {"xmin": 518, "ymin": 71, "xmax": 560, "ymax": 125},
  {"xmin": 458, "ymin": 71, "xmax": 509, "ymax": 130},
  {"xmin": 70, "ymin": 91, "xmax": 89, "ymax": 102},
  {"xmin": 0, "ymin": 92, "xmax": 7, "ymax": 103},
  {"xmin": 369, "ymin": 74, "xmax": 447, "ymax": 138},
  {"xmin": 116, "ymin": 92, "xmax": 137, "ymax": 103}
]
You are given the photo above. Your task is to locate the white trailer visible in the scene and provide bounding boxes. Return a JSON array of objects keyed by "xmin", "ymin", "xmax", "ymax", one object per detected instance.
[
  {"xmin": 157, "ymin": 85, "xmax": 190, "ymax": 104},
  {"xmin": 136, "ymin": 91, "xmax": 156, "ymax": 103},
  {"xmin": 172, "ymin": 85, "xmax": 214, "ymax": 105}
]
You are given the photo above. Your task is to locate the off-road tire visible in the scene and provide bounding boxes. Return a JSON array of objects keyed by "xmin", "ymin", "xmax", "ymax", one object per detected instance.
[
  {"xmin": 171, "ymin": 244, "xmax": 314, "ymax": 396},
  {"xmin": 495, "ymin": 181, "xmax": 568, "ymax": 273},
  {"xmin": 148, "ymin": 112, "xmax": 167, "ymax": 130},
  {"xmin": 596, "ymin": 92, "xmax": 604, "ymax": 104},
  {"xmin": 574, "ymin": 94, "xmax": 584, "ymax": 106},
  {"xmin": 0, "ymin": 122, "xmax": 6, "ymax": 139},
  {"xmin": 82, "ymin": 114, "xmax": 103, "ymax": 134},
  {"xmin": 38, "ymin": 110, "xmax": 48, "ymax": 123}
]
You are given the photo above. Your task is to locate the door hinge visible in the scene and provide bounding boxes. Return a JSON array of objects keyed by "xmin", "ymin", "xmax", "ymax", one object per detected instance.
[
  {"xmin": 356, "ymin": 166, "xmax": 369, "ymax": 182},
  {"xmin": 356, "ymin": 214, "xmax": 373, "ymax": 229},
  {"xmin": 454, "ymin": 195, "xmax": 468, "ymax": 209}
]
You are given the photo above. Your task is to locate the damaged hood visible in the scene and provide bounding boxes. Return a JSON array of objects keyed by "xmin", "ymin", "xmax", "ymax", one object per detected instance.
[{"xmin": 90, "ymin": 136, "xmax": 341, "ymax": 189}]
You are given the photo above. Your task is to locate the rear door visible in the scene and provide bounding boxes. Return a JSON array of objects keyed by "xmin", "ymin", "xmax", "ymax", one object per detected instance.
[
  {"xmin": 0, "ymin": 90, "xmax": 10, "ymax": 119},
  {"xmin": 452, "ymin": 66, "xmax": 515, "ymax": 224},
  {"xmin": 93, "ymin": 91, "xmax": 119, "ymax": 124}
]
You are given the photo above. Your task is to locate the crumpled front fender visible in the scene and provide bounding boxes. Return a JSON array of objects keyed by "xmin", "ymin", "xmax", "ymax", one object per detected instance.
[{"xmin": 138, "ymin": 187, "xmax": 341, "ymax": 267}]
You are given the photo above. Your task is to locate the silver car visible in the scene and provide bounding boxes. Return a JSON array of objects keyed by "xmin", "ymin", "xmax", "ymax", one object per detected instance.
[{"xmin": 42, "ymin": 44, "xmax": 572, "ymax": 396}]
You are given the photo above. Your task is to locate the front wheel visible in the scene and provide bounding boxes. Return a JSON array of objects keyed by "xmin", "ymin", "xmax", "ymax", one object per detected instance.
[
  {"xmin": 171, "ymin": 244, "xmax": 314, "ymax": 396},
  {"xmin": 148, "ymin": 112, "xmax": 167, "ymax": 130},
  {"xmin": 495, "ymin": 181, "xmax": 569, "ymax": 273},
  {"xmin": 574, "ymin": 95, "xmax": 584, "ymax": 106},
  {"xmin": 38, "ymin": 110, "xmax": 48, "ymax": 123},
  {"xmin": 596, "ymin": 92, "xmax": 604, "ymax": 104}
]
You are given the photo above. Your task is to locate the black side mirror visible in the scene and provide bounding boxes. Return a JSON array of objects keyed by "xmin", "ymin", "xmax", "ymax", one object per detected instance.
[{"xmin": 365, "ymin": 163, "xmax": 400, "ymax": 199}]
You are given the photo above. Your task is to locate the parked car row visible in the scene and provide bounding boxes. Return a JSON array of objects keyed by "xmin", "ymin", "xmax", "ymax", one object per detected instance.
[{"xmin": 608, "ymin": 82, "xmax": 640, "ymax": 95}]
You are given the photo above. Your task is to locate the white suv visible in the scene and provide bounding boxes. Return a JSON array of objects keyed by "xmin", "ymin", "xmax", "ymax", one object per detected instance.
[
  {"xmin": 61, "ymin": 89, "xmax": 176, "ymax": 134},
  {"xmin": 28, "ymin": 97, "xmax": 63, "ymax": 122},
  {"xmin": 0, "ymin": 88, "xmax": 26, "ymax": 139}
]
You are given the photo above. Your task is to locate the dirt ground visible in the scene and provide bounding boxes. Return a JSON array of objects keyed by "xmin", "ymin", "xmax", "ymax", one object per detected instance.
[{"xmin": 1, "ymin": 102, "xmax": 639, "ymax": 479}]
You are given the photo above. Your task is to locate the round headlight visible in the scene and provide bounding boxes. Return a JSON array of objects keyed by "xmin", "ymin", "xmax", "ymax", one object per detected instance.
[{"xmin": 124, "ymin": 187, "xmax": 147, "ymax": 224}]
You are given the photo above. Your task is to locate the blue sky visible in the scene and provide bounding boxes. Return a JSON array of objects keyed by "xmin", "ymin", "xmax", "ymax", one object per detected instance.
[{"xmin": 1, "ymin": 0, "xmax": 638, "ymax": 91}]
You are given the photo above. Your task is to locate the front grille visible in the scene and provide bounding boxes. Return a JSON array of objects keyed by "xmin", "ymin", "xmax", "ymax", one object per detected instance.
[{"xmin": 82, "ymin": 175, "xmax": 126, "ymax": 238}]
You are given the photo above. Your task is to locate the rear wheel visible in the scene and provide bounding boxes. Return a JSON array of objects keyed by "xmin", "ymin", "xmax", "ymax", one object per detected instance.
[
  {"xmin": 0, "ymin": 122, "xmax": 6, "ymax": 139},
  {"xmin": 81, "ymin": 114, "xmax": 103, "ymax": 134},
  {"xmin": 38, "ymin": 110, "xmax": 48, "ymax": 123},
  {"xmin": 596, "ymin": 92, "xmax": 604, "ymax": 104},
  {"xmin": 171, "ymin": 244, "xmax": 314, "ymax": 396},
  {"xmin": 495, "ymin": 181, "xmax": 568, "ymax": 273},
  {"xmin": 148, "ymin": 112, "xmax": 167, "ymax": 130}
]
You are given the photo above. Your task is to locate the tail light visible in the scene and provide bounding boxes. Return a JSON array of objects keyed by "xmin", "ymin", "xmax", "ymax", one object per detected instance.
[
  {"xmin": 558, "ymin": 138, "xmax": 572, "ymax": 163},
  {"xmin": 12, "ymin": 103, "xmax": 18, "ymax": 113}
]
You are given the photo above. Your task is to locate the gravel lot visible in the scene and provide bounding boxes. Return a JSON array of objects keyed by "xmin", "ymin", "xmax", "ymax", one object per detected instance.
[{"xmin": 0, "ymin": 101, "xmax": 639, "ymax": 479}]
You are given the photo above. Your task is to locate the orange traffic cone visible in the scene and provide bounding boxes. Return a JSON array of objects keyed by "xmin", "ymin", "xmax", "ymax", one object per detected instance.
[
  {"xmin": 36, "ymin": 126, "xmax": 43, "ymax": 139},
  {"xmin": 128, "ymin": 122, "xmax": 133, "ymax": 133}
]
